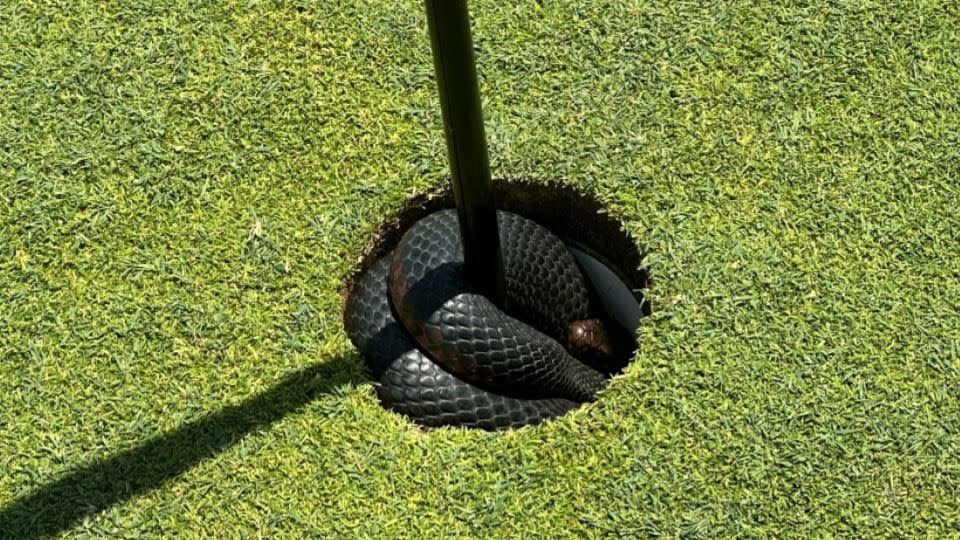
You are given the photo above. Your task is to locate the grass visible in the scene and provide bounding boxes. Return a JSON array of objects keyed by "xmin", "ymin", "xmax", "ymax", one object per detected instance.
[{"xmin": 2, "ymin": 0, "xmax": 959, "ymax": 537}]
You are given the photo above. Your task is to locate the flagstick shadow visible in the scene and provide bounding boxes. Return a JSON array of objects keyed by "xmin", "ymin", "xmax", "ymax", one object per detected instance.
[{"xmin": 0, "ymin": 355, "xmax": 360, "ymax": 539}]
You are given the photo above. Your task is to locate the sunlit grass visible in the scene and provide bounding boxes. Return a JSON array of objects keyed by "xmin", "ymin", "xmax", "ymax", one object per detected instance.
[{"xmin": 2, "ymin": 0, "xmax": 959, "ymax": 536}]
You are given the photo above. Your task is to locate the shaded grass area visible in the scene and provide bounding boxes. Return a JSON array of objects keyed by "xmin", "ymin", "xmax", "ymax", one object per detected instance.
[
  {"xmin": 0, "ymin": 358, "xmax": 357, "ymax": 539},
  {"xmin": 2, "ymin": 0, "xmax": 959, "ymax": 537}
]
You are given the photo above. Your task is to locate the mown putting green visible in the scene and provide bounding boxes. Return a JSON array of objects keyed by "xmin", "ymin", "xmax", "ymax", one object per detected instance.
[{"xmin": 2, "ymin": 0, "xmax": 959, "ymax": 537}]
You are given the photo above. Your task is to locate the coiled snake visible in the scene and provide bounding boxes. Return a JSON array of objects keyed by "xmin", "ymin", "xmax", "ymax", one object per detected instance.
[{"xmin": 344, "ymin": 209, "xmax": 632, "ymax": 430}]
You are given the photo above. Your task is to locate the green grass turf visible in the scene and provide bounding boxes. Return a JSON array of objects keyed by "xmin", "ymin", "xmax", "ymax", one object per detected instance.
[{"xmin": 2, "ymin": 0, "xmax": 960, "ymax": 537}]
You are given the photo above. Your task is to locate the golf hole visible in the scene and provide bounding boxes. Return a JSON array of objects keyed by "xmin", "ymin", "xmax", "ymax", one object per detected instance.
[{"xmin": 343, "ymin": 180, "xmax": 650, "ymax": 428}]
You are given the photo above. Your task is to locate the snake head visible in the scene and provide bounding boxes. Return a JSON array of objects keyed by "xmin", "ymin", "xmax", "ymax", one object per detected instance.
[
  {"xmin": 566, "ymin": 318, "xmax": 635, "ymax": 375},
  {"xmin": 566, "ymin": 319, "xmax": 615, "ymax": 356}
]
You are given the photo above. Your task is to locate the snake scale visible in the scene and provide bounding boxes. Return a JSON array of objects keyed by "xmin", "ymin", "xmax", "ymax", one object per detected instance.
[{"xmin": 344, "ymin": 209, "xmax": 631, "ymax": 430}]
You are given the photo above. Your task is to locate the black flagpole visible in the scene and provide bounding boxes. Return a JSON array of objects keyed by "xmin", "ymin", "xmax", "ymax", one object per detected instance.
[{"xmin": 424, "ymin": 0, "xmax": 505, "ymax": 306}]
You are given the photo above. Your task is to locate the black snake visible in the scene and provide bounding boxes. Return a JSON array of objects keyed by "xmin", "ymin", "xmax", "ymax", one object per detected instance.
[{"xmin": 344, "ymin": 209, "xmax": 633, "ymax": 430}]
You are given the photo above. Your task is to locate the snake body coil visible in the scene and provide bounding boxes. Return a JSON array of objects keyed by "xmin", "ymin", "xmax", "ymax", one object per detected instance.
[{"xmin": 344, "ymin": 209, "xmax": 627, "ymax": 430}]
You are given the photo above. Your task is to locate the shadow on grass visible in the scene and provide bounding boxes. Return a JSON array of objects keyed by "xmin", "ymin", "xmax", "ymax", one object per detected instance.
[{"xmin": 0, "ymin": 355, "xmax": 361, "ymax": 539}]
